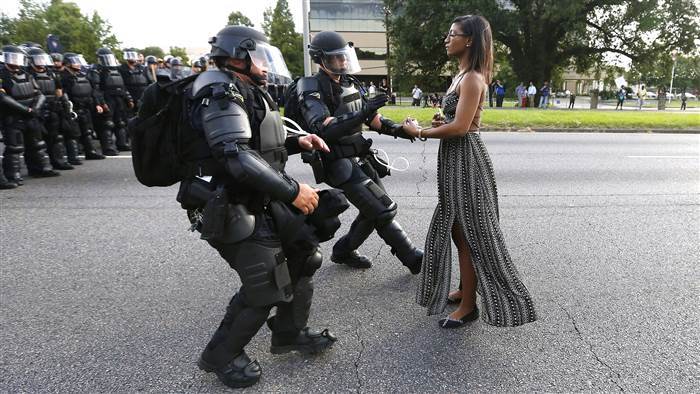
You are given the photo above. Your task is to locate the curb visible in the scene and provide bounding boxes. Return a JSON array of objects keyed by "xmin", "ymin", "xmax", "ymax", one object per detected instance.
[{"xmin": 480, "ymin": 128, "xmax": 700, "ymax": 134}]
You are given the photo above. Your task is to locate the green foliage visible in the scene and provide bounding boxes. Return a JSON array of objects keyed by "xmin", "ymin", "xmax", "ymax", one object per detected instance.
[
  {"xmin": 380, "ymin": 106, "xmax": 700, "ymax": 130},
  {"xmin": 227, "ymin": 11, "xmax": 254, "ymax": 27},
  {"xmin": 262, "ymin": 0, "xmax": 303, "ymax": 77},
  {"xmin": 169, "ymin": 46, "xmax": 190, "ymax": 65},
  {"xmin": 0, "ymin": 0, "xmax": 120, "ymax": 63},
  {"xmin": 141, "ymin": 46, "xmax": 165, "ymax": 59},
  {"xmin": 386, "ymin": 0, "xmax": 700, "ymax": 93}
]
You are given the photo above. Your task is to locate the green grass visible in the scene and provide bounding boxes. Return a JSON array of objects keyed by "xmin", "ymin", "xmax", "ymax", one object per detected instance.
[{"xmin": 379, "ymin": 106, "xmax": 700, "ymax": 129}]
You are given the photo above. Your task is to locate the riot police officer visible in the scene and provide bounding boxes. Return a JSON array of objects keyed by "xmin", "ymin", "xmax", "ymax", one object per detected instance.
[
  {"xmin": 118, "ymin": 49, "xmax": 149, "ymax": 108},
  {"xmin": 179, "ymin": 26, "xmax": 337, "ymax": 388},
  {"xmin": 27, "ymin": 47, "xmax": 74, "ymax": 170},
  {"xmin": 296, "ymin": 31, "xmax": 422, "ymax": 273},
  {"xmin": 60, "ymin": 52, "xmax": 106, "ymax": 160},
  {"xmin": 88, "ymin": 47, "xmax": 134, "ymax": 153},
  {"xmin": 144, "ymin": 55, "xmax": 158, "ymax": 84},
  {"xmin": 0, "ymin": 45, "xmax": 59, "ymax": 183}
]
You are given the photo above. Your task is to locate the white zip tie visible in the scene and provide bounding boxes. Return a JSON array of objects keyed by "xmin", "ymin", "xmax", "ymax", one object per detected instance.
[
  {"xmin": 283, "ymin": 116, "xmax": 410, "ymax": 172},
  {"xmin": 372, "ymin": 147, "xmax": 410, "ymax": 172}
]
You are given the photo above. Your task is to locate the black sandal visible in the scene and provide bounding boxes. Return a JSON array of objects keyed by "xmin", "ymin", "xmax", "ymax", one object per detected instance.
[{"xmin": 438, "ymin": 307, "xmax": 479, "ymax": 329}]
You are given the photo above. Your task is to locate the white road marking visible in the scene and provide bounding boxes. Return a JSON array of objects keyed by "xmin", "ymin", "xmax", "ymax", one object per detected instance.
[{"xmin": 626, "ymin": 155, "xmax": 699, "ymax": 159}]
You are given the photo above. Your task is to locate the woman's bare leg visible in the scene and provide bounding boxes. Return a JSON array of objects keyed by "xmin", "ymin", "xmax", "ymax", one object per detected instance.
[{"xmin": 450, "ymin": 222, "xmax": 477, "ymax": 319}]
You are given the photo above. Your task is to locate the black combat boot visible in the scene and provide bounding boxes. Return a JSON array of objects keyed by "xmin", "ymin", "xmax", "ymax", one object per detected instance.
[
  {"xmin": 49, "ymin": 139, "xmax": 74, "ymax": 170},
  {"xmin": 376, "ymin": 220, "xmax": 423, "ymax": 274},
  {"xmin": 65, "ymin": 139, "xmax": 83, "ymax": 165},
  {"xmin": 198, "ymin": 350, "xmax": 262, "ymax": 389},
  {"xmin": 81, "ymin": 135, "xmax": 105, "ymax": 159},
  {"xmin": 0, "ymin": 171, "xmax": 17, "ymax": 189}
]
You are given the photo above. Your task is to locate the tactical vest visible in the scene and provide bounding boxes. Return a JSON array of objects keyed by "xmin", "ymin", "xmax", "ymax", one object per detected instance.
[
  {"xmin": 7, "ymin": 72, "xmax": 37, "ymax": 106},
  {"xmin": 257, "ymin": 89, "xmax": 288, "ymax": 172},
  {"xmin": 323, "ymin": 79, "xmax": 370, "ymax": 160},
  {"xmin": 32, "ymin": 70, "xmax": 57, "ymax": 102},
  {"xmin": 101, "ymin": 67, "xmax": 126, "ymax": 96},
  {"xmin": 66, "ymin": 72, "xmax": 93, "ymax": 102}
]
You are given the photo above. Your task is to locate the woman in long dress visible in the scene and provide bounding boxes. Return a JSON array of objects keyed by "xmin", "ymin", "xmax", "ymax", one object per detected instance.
[{"xmin": 402, "ymin": 15, "xmax": 537, "ymax": 329}]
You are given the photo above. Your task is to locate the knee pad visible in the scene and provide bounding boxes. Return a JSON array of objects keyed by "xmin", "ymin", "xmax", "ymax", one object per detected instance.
[
  {"xmin": 6, "ymin": 144, "xmax": 24, "ymax": 154},
  {"xmin": 302, "ymin": 248, "xmax": 323, "ymax": 277},
  {"xmin": 103, "ymin": 120, "xmax": 115, "ymax": 130},
  {"xmin": 54, "ymin": 134, "xmax": 65, "ymax": 144},
  {"xmin": 375, "ymin": 206, "xmax": 397, "ymax": 227}
]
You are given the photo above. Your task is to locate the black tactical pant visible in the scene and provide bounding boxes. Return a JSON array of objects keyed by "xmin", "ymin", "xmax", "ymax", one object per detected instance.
[
  {"xmin": 97, "ymin": 94, "xmax": 130, "ymax": 153},
  {"xmin": 200, "ymin": 213, "xmax": 318, "ymax": 367},
  {"xmin": 330, "ymin": 157, "xmax": 418, "ymax": 262},
  {"xmin": 2, "ymin": 115, "xmax": 54, "ymax": 179}
]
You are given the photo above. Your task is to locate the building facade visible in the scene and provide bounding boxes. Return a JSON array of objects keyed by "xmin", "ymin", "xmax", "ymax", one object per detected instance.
[{"xmin": 309, "ymin": 0, "xmax": 388, "ymax": 86}]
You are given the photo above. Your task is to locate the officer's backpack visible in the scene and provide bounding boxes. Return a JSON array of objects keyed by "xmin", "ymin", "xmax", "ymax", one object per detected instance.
[
  {"xmin": 282, "ymin": 77, "xmax": 307, "ymax": 130},
  {"xmin": 127, "ymin": 74, "xmax": 198, "ymax": 187}
]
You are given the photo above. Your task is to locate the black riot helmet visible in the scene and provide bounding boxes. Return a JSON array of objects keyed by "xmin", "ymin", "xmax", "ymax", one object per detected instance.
[
  {"xmin": 145, "ymin": 55, "xmax": 157, "ymax": 65},
  {"xmin": 2, "ymin": 45, "xmax": 27, "ymax": 71},
  {"xmin": 208, "ymin": 25, "xmax": 291, "ymax": 84},
  {"xmin": 50, "ymin": 53, "xmax": 63, "ymax": 63},
  {"xmin": 63, "ymin": 52, "xmax": 89, "ymax": 70},
  {"xmin": 26, "ymin": 47, "xmax": 53, "ymax": 69},
  {"xmin": 96, "ymin": 47, "xmax": 119, "ymax": 67},
  {"xmin": 308, "ymin": 31, "xmax": 361, "ymax": 75}
]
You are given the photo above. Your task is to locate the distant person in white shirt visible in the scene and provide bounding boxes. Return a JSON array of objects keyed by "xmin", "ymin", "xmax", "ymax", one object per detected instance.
[
  {"xmin": 368, "ymin": 81, "xmax": 376, "ymax": 97},
  {"xmin": 412, "ymin": 85, "xmax": 423, "ymax": 106},
  {"xmin": 527, "ymin": 81, "xmax": 537, "ymax": 108}
]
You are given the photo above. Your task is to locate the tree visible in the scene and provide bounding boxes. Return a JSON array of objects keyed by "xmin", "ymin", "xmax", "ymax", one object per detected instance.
[
  {"xmin": 227, "ymin": 10, "xmax": 254, "ymax": 27},
  {"xmin": 169, "ymin": 46, "xmax": 190, "ymax": 65},
  {"xmin": 0, "ymin": 0, "xmax": 120, "ymax": 63},
  {"xmin": 262, "ymin": 0, "xmax": 303, "ymax": 77},
  {"xmin": 386, "ymin": 0, "xmax": 700, "ymax": 92},
  {"xmin": 141, "ymin": 46, "xmax": 165, "ymax": 59}
]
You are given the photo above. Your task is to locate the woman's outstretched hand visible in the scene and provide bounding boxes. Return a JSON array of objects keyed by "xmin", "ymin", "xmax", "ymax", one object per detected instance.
[{"xmin": 402, "ymin": 117, "xmax": 422, "ymax": 138}]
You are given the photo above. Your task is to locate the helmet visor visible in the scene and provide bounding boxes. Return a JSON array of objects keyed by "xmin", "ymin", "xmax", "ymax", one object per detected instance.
[
  {"xmin": 66, "ymin": 54, "xmax": 88, "ymax": 67},
  {"xmin": 321, "ymin": 45, "xmax": 361, "ymax": 75},
  {"xmin": 99, "ymin": 54, "xmax": 119, "ymax": 67},
  {"xmin": 124, "ymin": 51, "xmax": 139, "ymax": 61},
  {"xmin": 248, "ymin": 43, "xmax": 292, "ymax": 81},
  {"xmin": 4, "ymin": 52, "xmax": 27, "ymax": 67},
  {"xmin": 31, "ymin": 54, "xmax": 53, "ymax": 66}
]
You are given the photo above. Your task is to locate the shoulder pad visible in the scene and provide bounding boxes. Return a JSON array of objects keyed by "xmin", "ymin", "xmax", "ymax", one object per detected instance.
[
  {"xmin": 192, "ymin": 70, "xmax": 234, "ymax": 96},
  {"xmin": 297, "ymin": 76, "xmax": 321, "ymax": 94}
]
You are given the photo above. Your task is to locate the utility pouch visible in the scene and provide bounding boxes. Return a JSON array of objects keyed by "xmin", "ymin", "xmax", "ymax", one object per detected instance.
[
  {"xmin": 176, "ymin": 177, "xmax": 216, "ymax": 209},
  {"xmin": 302, "ymin": 150, "xmax": 326, "ymax": 184},
  {"xmin": 367, "ymin": 149, "xmax": 391, "ymax": 178},
  {"xmin": 199, "ymin": 184, "xmax": 228, "ymax": 241},
  {"xmin": 273, "ymin": 252, "xmax": 292, "ymax": 292}
]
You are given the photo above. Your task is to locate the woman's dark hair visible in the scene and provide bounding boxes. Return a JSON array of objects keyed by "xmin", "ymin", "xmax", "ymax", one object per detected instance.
[{"xmin": 452, "ymin": 15, "xmax": 493, "ymax": 84}]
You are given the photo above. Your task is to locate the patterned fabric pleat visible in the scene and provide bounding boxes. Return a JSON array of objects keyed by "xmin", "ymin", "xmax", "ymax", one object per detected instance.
[{"xmin": 416, "ymin": 91, "xmax": 537, "ymax": 327}]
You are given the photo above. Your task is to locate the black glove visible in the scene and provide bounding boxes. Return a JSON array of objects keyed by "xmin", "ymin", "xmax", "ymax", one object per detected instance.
[
  {"xmin": 379, "ymin": 116, "xmax": 415, "ymax": 142},
  {"xmin": 363, "ymin": 94, "xmax": 388, "ymax": 120}
]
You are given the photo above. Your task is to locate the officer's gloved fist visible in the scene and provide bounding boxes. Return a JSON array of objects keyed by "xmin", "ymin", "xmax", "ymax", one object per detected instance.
[
  {"xmin": 393, "ymin": 126, "xmax": 416, "ymax": 142},
  {"xmin": 364, "ymin": 94, "xmax": 388, "ymax": 117}
]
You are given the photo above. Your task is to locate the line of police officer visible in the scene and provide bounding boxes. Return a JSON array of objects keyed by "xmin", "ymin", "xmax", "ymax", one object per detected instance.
[{"xmin": 0, "ymin": 44, "xmax": 159, "ymax": 189}]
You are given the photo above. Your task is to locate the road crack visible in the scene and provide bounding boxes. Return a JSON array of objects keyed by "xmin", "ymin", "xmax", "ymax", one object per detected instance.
[
  {"xmin": 415, "ymin": 141, "xmax": 428, "ymax": 197},
  {"xmin": 560, "ymin": 304, "xmax": 625, "ymax": 392}
]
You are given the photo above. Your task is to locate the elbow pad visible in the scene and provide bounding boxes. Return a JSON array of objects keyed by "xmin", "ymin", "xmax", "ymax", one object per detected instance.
[
  {"xmin": 0, "ymin": 93, "xmax": 31, "ymax": 114},
  {"xmin": 201, "ymin": 97, "xmax": 252, "ymax": 148},
  {"xmin": 223, "ymin": 145, "xmax": 299, "ymax": 203},
  {"xmin": 32, "ymin": 94, "xmax": 46, "ymax": 113},
  {"xmin": 319, "ymin": 110, "xmax": 367, "ymax": 143}
]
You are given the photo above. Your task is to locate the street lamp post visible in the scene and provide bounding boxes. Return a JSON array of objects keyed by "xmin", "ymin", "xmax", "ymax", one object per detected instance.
[
  {"xmin": 302, "ymin": 0, "xmax": 311, "ymax": 77},
  {"xmin": 669, "ymin": 50, "xmax": 678, "ymax": 101}
]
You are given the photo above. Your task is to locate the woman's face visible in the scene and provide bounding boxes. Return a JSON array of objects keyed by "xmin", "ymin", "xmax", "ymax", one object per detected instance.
[{"xmin": 444, "ymin": 23, "xmax": 471, "ymax": 58}]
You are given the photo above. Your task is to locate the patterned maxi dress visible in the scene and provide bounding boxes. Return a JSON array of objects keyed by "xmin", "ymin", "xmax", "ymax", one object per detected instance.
[{"xmin": 416, "ymin": 82, "xmax": 537, "ymax": 327}]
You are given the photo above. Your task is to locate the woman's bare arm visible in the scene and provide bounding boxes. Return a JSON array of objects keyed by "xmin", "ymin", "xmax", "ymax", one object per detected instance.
[{"xmin": 406, "ymin": 73, "xmax": 484, "ymax": 139}]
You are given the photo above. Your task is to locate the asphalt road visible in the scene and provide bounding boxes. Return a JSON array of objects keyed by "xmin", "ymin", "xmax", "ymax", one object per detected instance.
[{"xmin": 1, "ymin": 132, "xmax": 698, "ymax": 392}]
